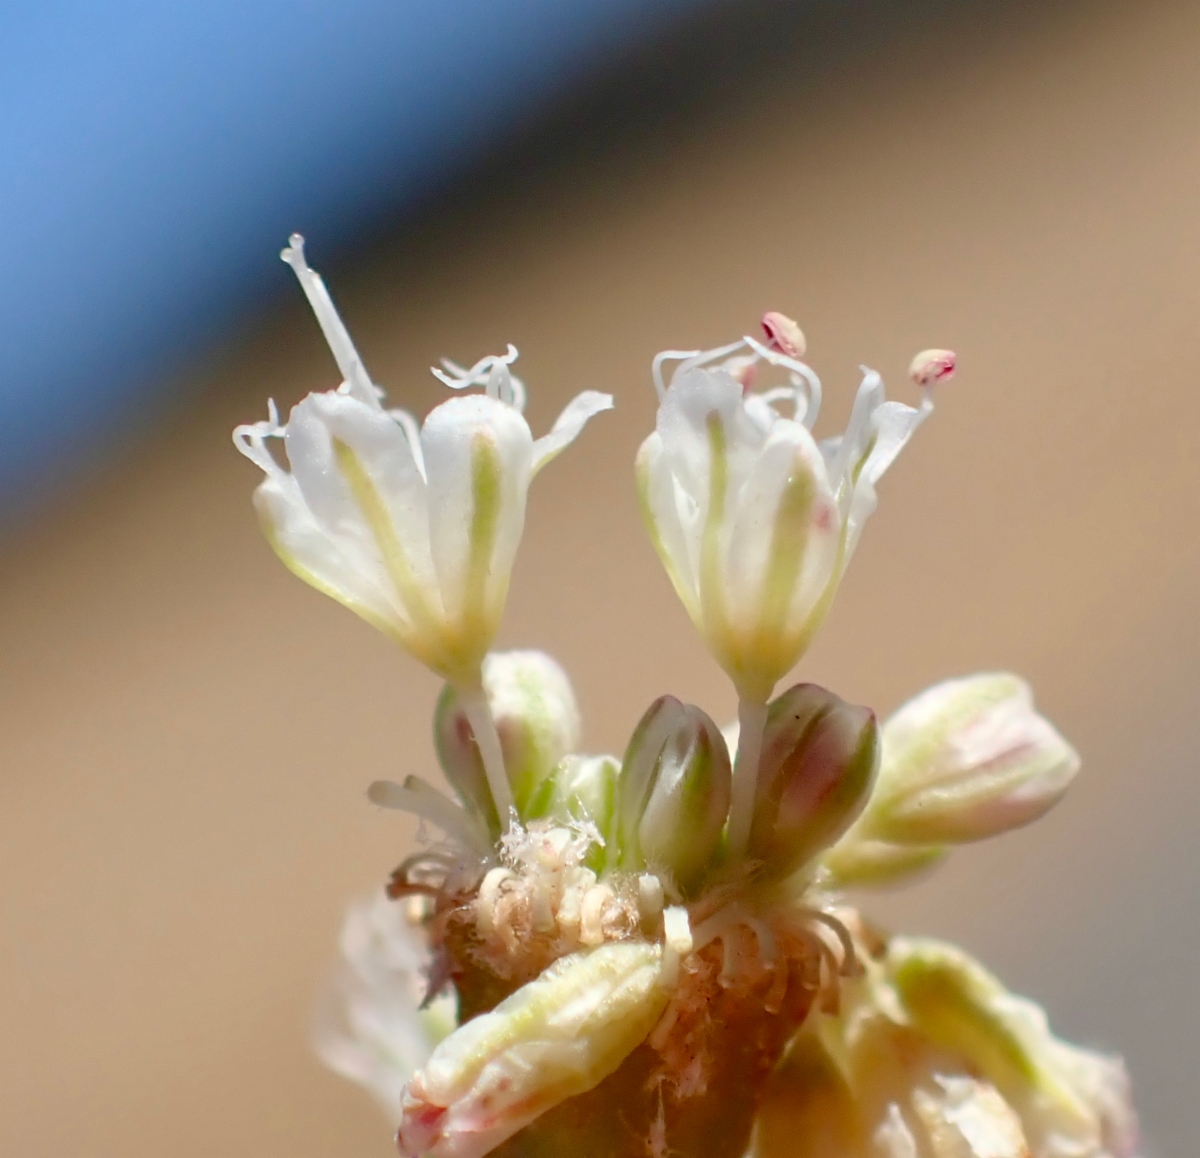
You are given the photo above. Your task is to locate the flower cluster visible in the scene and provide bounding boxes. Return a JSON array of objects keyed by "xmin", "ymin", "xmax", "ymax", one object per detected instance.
[{"xmin": 237, "ymin": 241, "xmax": 1139, "ymax": 1158}]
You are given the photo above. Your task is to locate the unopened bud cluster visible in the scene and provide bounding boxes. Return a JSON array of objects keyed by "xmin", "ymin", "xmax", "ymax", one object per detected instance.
[{"xmin": 236, "ymin": 250, "xmax": 1139, "ymax": 1158}]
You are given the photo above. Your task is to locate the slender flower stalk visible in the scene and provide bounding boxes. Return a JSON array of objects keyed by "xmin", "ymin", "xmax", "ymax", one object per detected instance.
[
  {"xmin": 454, "ymin": 682, "xmax": 514, "ymax": 830},
  {"xmin": 728, "ymin": 695, "xmax": 768, "ymax": 862}
]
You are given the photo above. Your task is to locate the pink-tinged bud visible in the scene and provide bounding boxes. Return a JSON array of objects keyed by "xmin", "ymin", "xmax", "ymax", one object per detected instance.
[
  {"xmin": 761, "ymin": 311, "xmax": 807, "ymax": 358},
  {"xmin": 908, "ymin": 348, "xmax": 956, "ymax": 388},
  {"xmin": 870, "ymin": 673, "xmax": 1079, "ymax": 846},
  {"xmin": 435, "ymin": 650, "xmax": 581, "ymax": 830},
  {"xmin": 747, "ymin": 683, "xmax": 880, "ymax": 880}
]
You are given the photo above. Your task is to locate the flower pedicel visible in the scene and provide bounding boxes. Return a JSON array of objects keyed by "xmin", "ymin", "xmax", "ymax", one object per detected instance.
[{"xmin": 236, "ymin": 239, "xmax": 1140, "ymax": 1158}]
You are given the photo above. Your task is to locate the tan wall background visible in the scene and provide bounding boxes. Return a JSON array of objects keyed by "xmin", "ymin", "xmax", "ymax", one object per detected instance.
[{"xmin": 1, "ymin": 1, "xmax": 1196, "ymax": 1154}]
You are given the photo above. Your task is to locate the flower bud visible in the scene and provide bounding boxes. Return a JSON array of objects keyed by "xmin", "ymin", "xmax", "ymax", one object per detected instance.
[
  {"xmin": 616, "ymin": 697, "xmax": 732, "ymax": 894},
  {"xmin": 524, "ymin": 754, "xmax": 619, "ymax": 873},
  {"xmin": 746, "ymin": 683, "xmax": 880, "ymax": 880},
  {"xmin": 435, "ymin": 650, "xmax": 581, "ymax": 827},
  {"xmin": 398, "ymin": 940, "xmax": 670, "ymax": 1158},
  {"xmin": 887, "ymin": 938, "xmax": 1139, "ymax": 1158},
  {"xmin": 869, "ymin": 673, "xmax": 1079, "ymax": 846}
]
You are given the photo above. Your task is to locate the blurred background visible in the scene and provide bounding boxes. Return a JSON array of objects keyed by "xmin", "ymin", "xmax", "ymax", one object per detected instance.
[{"xmin": 1, "ymin": 0, "xmax": 1197, "ymax": 1154}]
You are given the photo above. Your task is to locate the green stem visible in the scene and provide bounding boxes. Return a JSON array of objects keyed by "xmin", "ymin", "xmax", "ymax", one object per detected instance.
[
  {"xmin": 727, "ymin": 695, "xmax": 768, "ymax": 862},
  {"xmin": 456, "ymin": 680, "xmax": 514, "ymax": 831}
]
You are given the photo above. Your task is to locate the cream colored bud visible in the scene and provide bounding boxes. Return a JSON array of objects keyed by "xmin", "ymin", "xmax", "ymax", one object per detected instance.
[
  {"xmin": 870, "ymin": 673, "xmax": 1079, "ymax": 845},
  {"xmin": 908, "ymin": 348, "xmax": 957, "ymax": 388},
  {"xmin": 435, "ymin": 650, "xmax": 581, "ymax": 825},
  {"xmin": 761, "ymin": 311, "xmax": 807, "ymax": 358},
  {"xmin": 398, "ymin": 941, "xmax": 670, "ymax": 1158},
  {"xmin": 819, "ymin": 836, "xmax": 947, "ymax": 889}
]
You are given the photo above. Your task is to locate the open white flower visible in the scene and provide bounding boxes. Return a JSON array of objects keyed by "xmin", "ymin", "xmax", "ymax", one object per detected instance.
[
  {"xmin": 234, "ymin": 235, "xmax": 612, "ymax": 687},
  {"xmin": 637, "ymin": 318, "xmax": 951, "ymax": 703},
  {"xmin": 313, "ymin": 892, "xmax": 456, "ymax": 1124}
]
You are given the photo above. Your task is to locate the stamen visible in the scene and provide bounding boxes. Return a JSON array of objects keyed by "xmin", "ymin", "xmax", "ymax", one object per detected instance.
[
  {"xmin": 231, "ymin": 400, "xmax": 286, "ymax": 475},
  {"xmin": 638, "ymin": 873, "xmax": 666, "ymax": 923},
  {"xmin": 744, "ymin": 916, "xmax": 777, "ymax": 970},
  {"xmin": 430, "ymin": 345, "xmax": 522, "ymax": 408},
  {"xmin": 743, "ymin": 334, "xmax": 823, "ymax": 427},
  {"xmin": 661, "ymin": 905, "xmax": 693, "ymax": 987},
  {"xmin": 280, "ymin": 235, "xmax": 378, "ymax": 407},
  {"xmin": 651, "ymin": 340, "xmax": 749, "ymax": 401},
  {"xmin": 477, "ymin": 866, "xmax": 515, "ymax": 937},
  {"xmin": 579, "ymin": 883, "xmax": 613, "ymax": 946},
  {"xmin": 909, "ymin": 348, "xmax": 957, "ymax": 389},
  {"xmin": 761, "ymin": 311, "xmax": 807, "ymax": 359}
]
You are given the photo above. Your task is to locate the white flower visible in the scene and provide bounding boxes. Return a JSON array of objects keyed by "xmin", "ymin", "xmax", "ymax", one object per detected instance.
[
  {"xmin": 636, "ymin": 316, "xmax": 952, "ymax": 702},
  {"xmin": 313, "ymin": 892, "xmax": 456, "ymax": 1124},
  {"xmin": 234, "ymin": 235, "xmax": 612, "ymax": 685}
]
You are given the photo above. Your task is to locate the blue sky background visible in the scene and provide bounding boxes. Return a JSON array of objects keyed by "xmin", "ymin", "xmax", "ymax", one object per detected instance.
[{"xmin": 0, "ymin": 0, "xmax": 711, "ymax": 522}]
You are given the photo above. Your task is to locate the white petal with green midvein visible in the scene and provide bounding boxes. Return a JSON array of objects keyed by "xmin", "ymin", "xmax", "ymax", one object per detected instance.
[{"xmin": 234, "ymin": 235, "xmax": 611, "ymax": 685}]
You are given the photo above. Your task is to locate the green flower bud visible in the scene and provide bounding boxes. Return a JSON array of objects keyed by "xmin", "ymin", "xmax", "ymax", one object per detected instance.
[
  {"xmin": 869, "ymin": 673, "xmax": 1079, "ymax": 845},
  {"xmin": 435, "ymin": 650, "xmax": 581, "ymax": 828},
  {"xmin": 616, "ymin": 697, "xmax": 732, "ymax": 894},
  {"xmin": 524, "ymin": 754, "xmax": 619, "ymax": 873},
  {"xmin": 746, "ymin": 683, "xmax": 880, "ymax": 881}
]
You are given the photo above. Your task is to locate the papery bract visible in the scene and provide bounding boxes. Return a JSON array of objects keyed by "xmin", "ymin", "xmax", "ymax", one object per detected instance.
[{"xmin": 312, "ymin": 893, "xmax": 456, "ymax": 1125}]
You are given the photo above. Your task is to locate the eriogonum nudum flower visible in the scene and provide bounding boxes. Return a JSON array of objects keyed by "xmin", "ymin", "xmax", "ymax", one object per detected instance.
[
  {"xmin": 636, "ymin": 314, "xmax": 954, "ymax": 860},
  {"xmin": 232, "ymin": 295, "xmax": 1142, "ymax": 1158},
  {"xmin": 636, "ymin": 317, "xmax": 952, "ymax": 705},
  {"xmin": 233, "ymin": 236, "xmax": 611, "ymax": 688}
]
